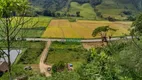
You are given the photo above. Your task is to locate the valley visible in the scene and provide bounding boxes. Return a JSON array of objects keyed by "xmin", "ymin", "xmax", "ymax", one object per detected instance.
[{"xmin": 0, "ymin": 0, "xmax": 142, "ymax": 80}]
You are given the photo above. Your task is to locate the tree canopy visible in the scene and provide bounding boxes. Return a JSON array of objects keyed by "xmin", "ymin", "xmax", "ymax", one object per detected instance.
[
  {"xmin": 131, "ymin": 13, "xmax": 142, "ymax": 35},
  {"xmin": 92, "ymin": 26, "xmax": 116, "ymax": 37},
  {"xmin": 0, "ymin": 0, "xmax": 30, "ymax": 17},
  {"xmin": 0, "ymin": 0, "xmax": 34, "ymax": 79}
]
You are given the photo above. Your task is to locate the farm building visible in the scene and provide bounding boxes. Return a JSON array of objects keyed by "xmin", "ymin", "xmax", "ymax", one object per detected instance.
[
  {"xmin": 0, "ymin": 61, "xmax": 8, "ymax": 72},
  {"xmin": 0, "ymin": 61, "xmax": 8, "ymax": 77}
]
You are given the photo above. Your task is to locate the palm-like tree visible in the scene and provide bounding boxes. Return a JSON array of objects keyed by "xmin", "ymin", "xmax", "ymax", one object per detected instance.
[{"xmin": 92, "ymin": 26, "xmax": 116, "ymax": 44}]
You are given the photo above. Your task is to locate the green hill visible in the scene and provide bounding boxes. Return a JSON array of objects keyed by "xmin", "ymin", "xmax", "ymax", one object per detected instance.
[
  {"xmin": 95, "ymin": 0, "xmax": 139, "ymax": 19},
  {"xmin": 30, "ymin": 0, "xmax": 142, "ymax": 19},
  {"xmin": 69, "ymin": 2, "xmax": 96, "ymax": 19}
]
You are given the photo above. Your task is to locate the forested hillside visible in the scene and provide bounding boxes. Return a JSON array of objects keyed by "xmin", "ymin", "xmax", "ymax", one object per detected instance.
[
  {"xmin": 30, "ymin": 0, "xmax": 102, "ymax": 11},
  {"xmin": 30, "ymin": 0, "xmax": 142, "ymax": 19},
  {"xmin": 30, "ymin": 0, "xmax": 69, "ymax": 12}
]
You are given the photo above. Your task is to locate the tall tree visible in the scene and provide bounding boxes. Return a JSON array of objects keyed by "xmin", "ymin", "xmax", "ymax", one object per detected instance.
[
  {"xmin": 0, "ymin": 0, "xmax": 37, "ymax": 79},
  {"xmin": 76, "ymin": 11, "xmax": 80, "ymax": 17},
  {"xmin": 92, "ymin": 26, "xmax": 116, "ymax": 44},
  {"xmin": 130, "ymin": 13, "xmax": 142, "ymax": 51},
  {"xmin": 131, "ymin": 13, "xmax": 142, "ymax": 36},
  {"xmin": 56, "ymin": 13, "xmax": 61, "ymax": 18}
]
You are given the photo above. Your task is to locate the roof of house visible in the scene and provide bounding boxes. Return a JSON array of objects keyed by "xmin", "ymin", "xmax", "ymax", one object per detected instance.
[
  {"xmin": 0, "ymin": 61, "xmax": 4, "ymax": 65},
  {"xmin": 0, "ymin": 61, "xmax": 8, "ymax": 72}
]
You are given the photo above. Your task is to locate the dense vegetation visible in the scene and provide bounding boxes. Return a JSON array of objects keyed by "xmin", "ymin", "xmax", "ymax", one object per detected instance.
[
  {"xmin": 0, "ymin": 41, "xmax": 45, "ymax": 79},
  {"xmin": 29, "ymin": 13, "xmax": 142, "ymax": 80},
  {"xmin": 46, "ymin": 42, "xmax": 88, "ymax": 69},
  {"xmin": 1, "ymin": 64, "xmax": 33, "ymax": 80},
  {"xmin": 16, "ymin": 42, "xmax": 45, "ymax": 64},
  {"xmin": 31, "ymin": 0, "xmax": 142, "ymax": 20},
  {"xmin": 1, "ymin": 0, "xmax": 142, "ymax": 79},
  {"xmin": 29, "ymin": 39, "xmax": 142, "ymax": 80},
  {"xmin": 31, "ymin": 0, "xmax": 142, "ymax": 11},
  {"xmin": 29, "ymin": 40, "xmax": 142, "ymax": 80}
]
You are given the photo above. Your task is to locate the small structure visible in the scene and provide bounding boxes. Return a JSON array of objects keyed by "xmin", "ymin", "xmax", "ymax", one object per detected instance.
[
  {"xmin": 47, "ymin": 65, "xmax": 52, "ymax": 74},
  {"xmin": 47, "ymin": 67, "xmax": 51, "ymax": 72},
  {"xmin": 0, "ymin": 61, "xmax": 8, "ymax": 72},
  {"xmin": 0, "ymin": 61, "xmax": 8, "ymax": 77},
  {"xmin": 67, "ymin": 63, "xmax": 73, "ymax": 71}
]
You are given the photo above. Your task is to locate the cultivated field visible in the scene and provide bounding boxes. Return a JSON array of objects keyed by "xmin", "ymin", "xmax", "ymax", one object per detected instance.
[
  {"xmin": 19, "ymin": 17, "xmax": 52, "ymax": 38},
  {"xmin": 42, "ymin": 19, "xmax": 132, "ymax": 39}
]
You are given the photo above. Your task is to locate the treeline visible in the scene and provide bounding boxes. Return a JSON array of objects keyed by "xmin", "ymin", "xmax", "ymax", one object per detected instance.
[
  {"xmin": 31, "ymin": 0, "xmax": 102, "ymax": 12},
  {"xmin": 35, "ymin": 10, "xmax": 81, "ymax": 18},
  {"xmin": 30, "ymin": 0, "xmax": 69, "ymax": 12},
  {"xmin": 71, "ymin": 0, "xmax": 102, "ymax": 6},
  {"xmin": 128, "ymin": 0, "xmax": 142, "ymax": 10}
]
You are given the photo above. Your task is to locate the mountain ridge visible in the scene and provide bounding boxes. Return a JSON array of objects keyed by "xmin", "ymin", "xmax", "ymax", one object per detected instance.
[{"xmin": 30, "ymin": 0, "xmax": 142, "ymax": 19}]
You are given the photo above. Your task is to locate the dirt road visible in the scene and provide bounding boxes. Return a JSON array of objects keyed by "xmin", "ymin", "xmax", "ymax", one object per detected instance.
[
  {"xmin": 26, "ymin": 36, "xmax": 132, "ymax": 42},
  {"xmin": 39, "ymin": 41, "xmax": 52, "ymax": 77}
]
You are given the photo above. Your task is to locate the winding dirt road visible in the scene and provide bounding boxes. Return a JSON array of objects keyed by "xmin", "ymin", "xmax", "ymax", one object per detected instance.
[{"xmin": 39, "ymin": 41, "xmax": 52, "ymax": 77}]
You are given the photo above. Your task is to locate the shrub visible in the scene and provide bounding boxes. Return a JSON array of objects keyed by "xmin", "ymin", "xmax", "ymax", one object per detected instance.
[
  {"xmin": 49, "ymin": 48, "xmax": 54, "ymax": 52},
  {"xmin": 122, "ymin": 10, "xmax": 132, "ymax": 15},
  {"xmin": 68, "ymin": 18, "xmax": 76, "ymax": 22},
  {"xmin": 52, "ymin": 61, "xmax": 65, "ymax": 73},
  {"xmin": 127, "ymin": 16, "xmax": 136, "ymax": 21}
]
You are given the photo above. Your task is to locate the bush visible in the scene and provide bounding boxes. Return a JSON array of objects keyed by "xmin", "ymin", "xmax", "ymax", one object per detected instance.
[
  {"xmin": 52, "ymin": 61, "xmax": 65, "ymax": 73},
  {"xmin": 107, "ymin": 16, "xmax": 116, "ymax": 21},
  {"xmin": 17, "ymin": 42, "xmax": 45, "ymax": 64},
  {"xmin": 68, "ymin": 18, "xmax": 76, "ymax": 22},
  {"xmin": 49, "ymin": 48, "xmax": 54, "ymax": 52},
  {"xmin": 127, "ymin": 16, "xmax": 136, "ymax": 21},
  {"xmin": 1, "ymin": 64, "xmax": 33, "ymax": 80},
  {"xmin": 122, "ymin": 10, "xmax": 132, "ymax": 15}
]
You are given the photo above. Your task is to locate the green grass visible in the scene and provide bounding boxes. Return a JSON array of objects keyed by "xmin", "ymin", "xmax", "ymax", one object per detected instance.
[
  {"xmin": 14, "ymin": 48, "xmax": 27, "ymax": 64},
  {"xmin": 0, "ymin": 64, "xmax": 34, "ymax": 80},
  {"xmin": 46, "ymin": 42, "xmax": 88, "ymax": 69},
  {"xmin": 21, "ymin": 16, "xmax": 52, "ymax": 38},
  {"xmin": 0, "ymin": 16, "xmax": 52, "ymax": 38},
  {"xmin": 16, "ymin": 41, "xmax": 45, "ymax": 64},
  {"xmin": 35, "ymin": 16, "xmax": 53, "ymax": 27},
  {"xmin": 0, "ymin": 41, "xmax": 45, "ymax": 64},
  {"xmin": 11, "ymin": 16, "xmax": 52, "ymax": 28},
  {"xmin": 0, "ymin": 41, "xmax": 44, "ymax": 48},
  {"xmin": 0, "ymin": 41, "xmax": 45, "ymax": 79},
  {"xmin": 19, "ymin": 28, "xmax": 46, "ymax": 38},
  {"xmin": 69, "ymin": 2, "xmax": 96, "ymax": 19}
]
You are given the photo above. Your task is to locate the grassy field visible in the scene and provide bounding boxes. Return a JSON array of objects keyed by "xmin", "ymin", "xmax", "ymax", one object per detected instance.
[
  {"xmin": 0, "ymin": 41, "xmax": 45, "ymax": 79},
  {"xmin": 46, "ymin": 42, "xmax": 88, "ymax": 69},
  {"xmin": 15, "ymin": 41, "xmax": 45, "ymax": 64},
  {"xmin": 21, "ymin": 16, "xmax": 52, "ymax": 38},
  {"xmin": 96, "ymin": 0, "xmax": 138, "ymax": 19},
  {"xmin": 11, "ymin": 16, "xmax": 52, "ymax": 28},
  {"xmin": 0, "ymin": 41, "xmax": 45, "ymax": 64},
  {"xmin": 42, "ymin": 19, "xmax": 132, "ymax": 39},
  {"xmin": 69, "ymin": 2, "xmax": 96, "ymax": 19},
  {"xmin": 9, "ymin": 16, "xmax": 52, "ymax": 38},
  {"xmin": 0, "ymin": 16, "xmax": 52, "ymax": 38}
]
